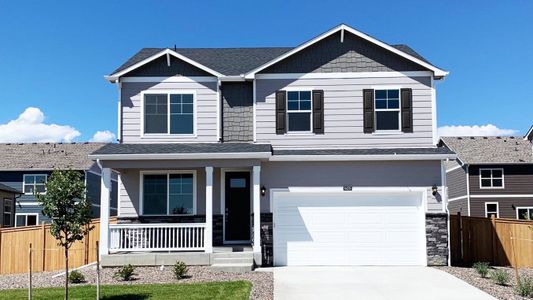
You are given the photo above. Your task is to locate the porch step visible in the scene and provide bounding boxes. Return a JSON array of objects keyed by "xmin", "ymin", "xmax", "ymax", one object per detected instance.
[
  {"xmin": 211, "ymin": 252, "xmax": 254, "ymax": 259},
  {"xmin": 212, "ymin": 257, "xmax": 253, "ymax": 264},
  {"xmin": 210, "ymin": 263, "xmax": 254, "ymax": 273}
]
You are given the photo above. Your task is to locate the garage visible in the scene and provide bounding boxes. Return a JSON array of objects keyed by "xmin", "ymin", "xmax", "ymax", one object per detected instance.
[{"xmin": 272, "ymin": 189, "xmax": 427, "ymax": 266}]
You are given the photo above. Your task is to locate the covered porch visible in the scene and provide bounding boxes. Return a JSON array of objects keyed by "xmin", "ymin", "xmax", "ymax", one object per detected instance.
[{"xmin": 91, "ymin": 143, "xmax": 272, "ymax": 267}]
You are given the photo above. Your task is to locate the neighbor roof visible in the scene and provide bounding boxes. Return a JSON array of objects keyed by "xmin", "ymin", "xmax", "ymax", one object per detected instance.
[
  {"xmin": 108, "ymin": 24, "xmax": 445, "ymax": 79},
  {"xmin": 0, "ymin": 143, "xmax": 106, "ymax": 171},
  {"xmin": 273, "ymin": 147, "xmax": 454, "ymax": 156},
  {"xmin": 0, "ymin": 182, "xmax": 22, "ymax": 194},
  {"xmin": 440, "ymin": 136, "xmax": 533, "ymax": 164}
]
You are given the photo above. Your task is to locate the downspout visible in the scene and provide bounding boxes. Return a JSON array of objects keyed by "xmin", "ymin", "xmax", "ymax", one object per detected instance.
[{"xmin": 466, "ymin": 165, "xmax": 471, "ymax": 216}]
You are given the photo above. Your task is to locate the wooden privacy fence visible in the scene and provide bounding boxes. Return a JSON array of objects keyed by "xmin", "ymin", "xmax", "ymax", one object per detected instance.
[
  {"xmin": 0, "ymin": 217, "xmax": 116, "ymax": 275},
  {"xmin": 450, "ymin": 213, "xmax": 533, "ymax": 267}
]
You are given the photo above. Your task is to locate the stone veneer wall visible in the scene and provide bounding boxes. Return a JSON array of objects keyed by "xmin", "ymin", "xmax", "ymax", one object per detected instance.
[
  {"xmin": 426, "ymin": 213, "xmax": 449, "ymax": 266},
  {"xmin": 260, "ymin": 213, "xmax": 273, "ymax": 267},
  {"xmin": 117, "ymin": 214, "xmax": 224, "ymax": 246}
]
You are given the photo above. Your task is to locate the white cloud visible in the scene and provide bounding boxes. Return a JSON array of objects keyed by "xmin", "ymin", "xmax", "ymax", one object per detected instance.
[
  {"xmin": 90, "ymin": 130, "xmax": 116, "ymax": 143},
  {"xmin": 0, "ymin": 107, "xmax": 81, "ymax": 143},
  {"xmin": 438, "ymin": 124, "xmax": 518, "ymax": 137}
]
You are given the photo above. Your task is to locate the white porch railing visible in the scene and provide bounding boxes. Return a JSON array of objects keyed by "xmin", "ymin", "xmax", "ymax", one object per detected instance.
[{"xmin": 109, "ymin": 223, "xmax": 206, "ymax": 252}]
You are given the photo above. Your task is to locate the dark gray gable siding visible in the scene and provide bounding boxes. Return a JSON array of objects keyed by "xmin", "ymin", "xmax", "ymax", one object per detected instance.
[
  {"xmin": 448, "ymin": 198, "xmax": 468, "ymax": 215},
  {"xmin": 470, "ymin": 197, "xmax": 533, "ymax": 219},
  {"xmin": 123, "ymin": 55, "xmax": 212, "ymax": 77},
  {"xmin": 447, "ymin": 166, "xmax": 468, "ymax": 199},
  {"xmin": 469, "ymin": 164, "xmax": 533, "ymax": 195},
  {"xmin": 221, "ymin": 82, "xmax": 253, "ymax": 142},
  {"xmin": 260, "ymin": 31, "xmax": 428, "ymax": 74}
]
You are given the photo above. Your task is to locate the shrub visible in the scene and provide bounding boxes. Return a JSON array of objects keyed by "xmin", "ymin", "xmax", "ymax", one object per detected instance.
[
  {"xmin": 173, "ymin": 261, "xmax": 188, "ymax": 279},
  {"xmin": 490, "ymin": 269, "xmax": 510, "ymax": 286},
  {"xmin": 515, "ymin": 276, "xmax": 533, "ymax": 298},
  {"xmin": 113, "ymin": 264, "xmax": 137, "ymax": 281},
  {"xmin": 68, "ymin": 270, "xmax": 85, "ymax": 284},
  {"xmin": 473, "ymin": 262, "xmax": 490, "ymax": 278}
]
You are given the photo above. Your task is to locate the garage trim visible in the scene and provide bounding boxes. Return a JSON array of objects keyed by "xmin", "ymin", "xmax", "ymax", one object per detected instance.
[{"xmin": 271, "ymin": 186, "xmax": 429, "ymax": 266}]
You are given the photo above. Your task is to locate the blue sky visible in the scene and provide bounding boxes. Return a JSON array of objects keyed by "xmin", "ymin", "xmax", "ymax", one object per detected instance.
[{"xmin": 0, "ymin": 0, "xmax": 532, "ymax": 142}]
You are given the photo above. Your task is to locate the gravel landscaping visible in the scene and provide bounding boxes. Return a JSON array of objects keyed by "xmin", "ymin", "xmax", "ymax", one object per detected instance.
[
  {"xmin": 437, "ymin": 266, "xmax": 533, "ymax": 300},
  {"xmin": 0, "ymin": 266, "xmax": 273, "ymax": 300}
]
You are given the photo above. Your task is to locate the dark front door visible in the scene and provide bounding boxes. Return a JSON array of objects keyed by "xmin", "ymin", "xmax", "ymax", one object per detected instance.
[{"xmin": 224, "ymin": 171, "xmax": 251, "ymax": 242}]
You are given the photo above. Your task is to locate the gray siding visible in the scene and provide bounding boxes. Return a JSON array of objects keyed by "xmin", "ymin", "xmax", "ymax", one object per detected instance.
[
  {"xmin": 255, "ymin": 76, "xmax": 434, "ymax": 148},
  {"xmin": 261, "ymin": 31, "xmax": 426, "ymax": 74},
  {"xmin": 470, "ymin": 197, "xmax": 533, "ymax": 219},
  {"xmin": 469, "ymin": 165, "xmax": 533, "ymax": 195},
  {"xmin": 221, "ymin": 82, "xmax": 253, "ymax": 142},
  {"xmin": 261, "ymin": 160, "xmax": 444, "ymax": 213},
  {"xmin": 447, "ymin": 166, "xmax": 467, "ymax": 199},
  {"xmin": 448, "ymin": 198, "xmax": 468, "ymax": 215},
  {"xmin": 121, "ymin": 81, "xmax": 218, "ymax": 143},
  {"xmin": 123, "ymin": 55, "xmax": 211, "ymax": 77}
]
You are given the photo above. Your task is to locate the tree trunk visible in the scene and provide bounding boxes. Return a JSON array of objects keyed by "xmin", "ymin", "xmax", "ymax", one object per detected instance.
[{"xmin": 64, "ymin": 247, "xmax": 69, "ymax": 300}]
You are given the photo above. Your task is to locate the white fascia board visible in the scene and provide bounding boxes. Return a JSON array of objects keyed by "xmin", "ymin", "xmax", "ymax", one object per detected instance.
[
  {"xmin": 269, "ymin": 153, "xmax": 456, "ymax": 162},
  {"xmin": 470, "ymin": 194, "xmax": 533, "ymax": 198},
  {"xmin": 106, "ymin": 49, "xmax": 223, "ymax": 82},
  {"xmin": 244, "ymin": 24, "xmax": 448, "ymax": 79},
  {"xmin": 89, "ymin": 152, "xmax": 272, "ymax": 161},
  {"xmin": 255, "ymin": 71, "xmax": 433, "ymax": 80}
]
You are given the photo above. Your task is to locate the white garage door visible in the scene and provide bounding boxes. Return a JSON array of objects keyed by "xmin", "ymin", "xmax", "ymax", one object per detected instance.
[{"xmin": 273, "ymin": 190, "xmax": 426, "ymax": 266}]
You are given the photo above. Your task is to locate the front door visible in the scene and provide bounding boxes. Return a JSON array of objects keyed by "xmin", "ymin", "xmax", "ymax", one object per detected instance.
[{"xmin": 224, "ymin": 171, "xmax": 251, "ymax": 242}]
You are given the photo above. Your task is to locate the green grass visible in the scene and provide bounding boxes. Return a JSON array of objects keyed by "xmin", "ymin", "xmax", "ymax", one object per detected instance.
[{"xmin": 0, "ymin": 281, "xmax": 252, "ymax": 300}]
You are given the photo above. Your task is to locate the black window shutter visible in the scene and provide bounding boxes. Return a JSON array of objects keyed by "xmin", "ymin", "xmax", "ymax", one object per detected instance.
[
  {"xmin": 401, "ymin": 88, "xmax": 413, "ymax": 133},
  {"xmin": 312, "ymin": 90, "xmax": 324, "ymax": 134},
  {"xmin": 275, "ymin": 90, "xmax": 287, "ymax": 134},
  {"xmin": 363, "ymin": 89, "xmax": 374, "ymax": 133}
]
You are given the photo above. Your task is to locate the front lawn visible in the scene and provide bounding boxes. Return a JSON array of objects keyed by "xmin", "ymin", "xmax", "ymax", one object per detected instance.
[{"xmin": 0, "ymin": 281, "xmax": 252, "ymax": 300}]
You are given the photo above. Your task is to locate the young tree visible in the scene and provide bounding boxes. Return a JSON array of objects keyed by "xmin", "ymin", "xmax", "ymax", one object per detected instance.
[{"xmin": 36, "ymin": 169, "xmax": 93, "ymax": 300}]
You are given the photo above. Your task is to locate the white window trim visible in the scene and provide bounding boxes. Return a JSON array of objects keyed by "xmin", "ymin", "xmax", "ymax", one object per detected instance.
[
  {"xmin": 516, "ymin": 207, "xmax": 533, "ymax": 220},
  {"xmin": 374, "ymin": 89, "xmax": 402, "ymax": 133},
  {"xmin": 140, "ymin": 90, "xmax": 198, "ymax": 138},
  {"xmin": 286, "ymin": 90, "xmax": 313, "ymax": 133},
  {"xmin": 15, "ymin": 213, "xmax": 39, "ymax": 227},
  {"xmin": 484, "ymin": 202, "xmax": 499, "ymax": 218},
  {"xmin": 22, "ymin": 174, "xmax": 48, "ymax": 195},
  {"xmin": 479, "ymin": 168, "xmax": 505, "ymax": 189},
  {"xmin": 139, "ymin": 170, "xmax": 197, "ymax": 216}
]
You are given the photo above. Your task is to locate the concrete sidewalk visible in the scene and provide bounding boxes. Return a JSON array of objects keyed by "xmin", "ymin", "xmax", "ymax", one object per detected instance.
[{"xmin": 273, "ymin": 266, "xmax": 496, "ymax": 300}]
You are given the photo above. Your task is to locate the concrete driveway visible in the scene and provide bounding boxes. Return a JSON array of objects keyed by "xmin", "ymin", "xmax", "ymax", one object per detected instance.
[{"xmin": 273, "ymin": 267, "xmax": 496, "ymax": 300}]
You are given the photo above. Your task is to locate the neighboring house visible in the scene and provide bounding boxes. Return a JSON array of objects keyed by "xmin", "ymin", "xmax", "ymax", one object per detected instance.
[
  {"xmin": 0, "ymin": 143, "xmax": 118, "ymax": 226},
  {"xmin": 91, "ymin": 24, "xmax": 454, "ymax": 270},
  {"xmin": 441, "ymin": 136, "xmax": 533, "ymax": 219},
  {"xmin": 0, "ymin": 183, "xmax": 22, "ymax": 228}
]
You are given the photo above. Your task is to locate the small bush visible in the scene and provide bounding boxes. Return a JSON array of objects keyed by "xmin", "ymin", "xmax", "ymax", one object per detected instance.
[
  {"xmin": 113, "ymin": 264, "xmax": 137, "ymax": 281},
  {"xmin": 473, "ymin": 262, "xmax": 490, "ymax": 278},
  {"xmin": 173, "ymin": 261, "xmax": 188, "ymax": 280},
  {"xmin": 515, "ymin": 276, "xmax": 533, "ymax": 298},
  {"xmin": 68, "ymin": 270, "xmax": 85, "ymax": 284},
  {"xmin": 490, "ymin": 269, "xmax": 510, "ymax": 286}
]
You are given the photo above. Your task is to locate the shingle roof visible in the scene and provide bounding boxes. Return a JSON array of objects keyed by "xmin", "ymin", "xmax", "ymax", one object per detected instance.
[
  {"xmin": 91, "ymin": 143, "xmax": 272, "ymax": 155},
  {"xmin": 0, "ymin": 143, "xmax": 107, "ymax": 171},
  {"xmin": 0, "ymin": 182, "xmax": 22, "ymax": 194},
  {"xmin": 440, "ymin": 136, "xmax": 533, "ymax": 164},
  {"xmin": 111, "ymin": 44, "xmax": 430, "ymax": 76},
  {"xmin": 273, "ymin": 147, "xmax": 454, "ymax": 156}
]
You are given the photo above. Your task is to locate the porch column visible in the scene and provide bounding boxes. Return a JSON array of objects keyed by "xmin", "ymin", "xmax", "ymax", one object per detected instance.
[
  {"xmin": 252, "ymin": 165, "xmax": 261, "ymax": 253},
  {"xmin": 205, "ymin": 166, "xmax": 213, "ymax": 253},
  {"xmin": 99, "ymin": 167, "xmax": 111, "ymax": 257}
]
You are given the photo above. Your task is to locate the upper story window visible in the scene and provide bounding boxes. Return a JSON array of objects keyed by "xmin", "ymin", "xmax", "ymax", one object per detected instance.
[
  {"xmin": 287, "ymin": 91, "xmax": 312, "ymax": 132},
  {"xmin": 23, "ymin": 174, "xmax": 47, "ymax": 194},
  {"xmin": 375, "ymin": 89, "xmax": 400, "ymax": 131},
  {"xmin": 142, "ymin": 171, "xmax": 196, "ymax": 216},
  {"xmin": 3, "ymin": 199, "xmax": 12, "ymax": 227},
  {"xmin": 143, "ymin": 92, "xmax": 195, "ymax": 135},
  {"xmin": 479, "ymin": 168, "xmax": 504, "ymax": 189}
]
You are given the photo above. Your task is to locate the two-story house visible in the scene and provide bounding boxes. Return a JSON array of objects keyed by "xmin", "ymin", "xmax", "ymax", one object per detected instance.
[
  {"xmin": 0, "ymin": 183, "xmax": 22, "ymax": 228},
  {"xmin": 442, "ymin": 135, "xmax": 533, "ymax": 219},
  {"xmin": 91, "ymin": 24, "xmax": 454, "ymax": 271},
  {"xmin": 0, "ymin": 143, "xmax": 118, "ymax": 226}
]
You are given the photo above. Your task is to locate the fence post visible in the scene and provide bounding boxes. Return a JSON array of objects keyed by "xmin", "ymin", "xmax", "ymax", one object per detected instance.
[
  {"xmin": 84, "ymin": 224, "xmax": 89, "ymax": 265},
  {"xmin": 0, "ymin": 228, "xmax": 3, "ymax": 273},
  {"xmin": 509, "ymin": 229, "xmax": 520, "ymax": 283},
  {"xmin": 490, "ymin": 216, "xmax": 497, "ymax": 265},
  {"xmin": 41, "ymin": 222, "xmax": 46, "ymax": 272},
  {"xmin": 28, "ymin": 243, "xmax": 32, "ymax": 300},
  {"xmin": 96, "ymin": 240, "xmax": 100, "ymax": 300}
]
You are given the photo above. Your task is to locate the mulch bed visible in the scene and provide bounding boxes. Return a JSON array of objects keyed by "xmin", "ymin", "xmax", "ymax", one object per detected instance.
[
  {"xmin": 0, "ymin": 266, "xmax": 273, "ymax": 300},
  {"xmin": 436, "ymin": 266, "xmax": 533, "ymax": 300}
]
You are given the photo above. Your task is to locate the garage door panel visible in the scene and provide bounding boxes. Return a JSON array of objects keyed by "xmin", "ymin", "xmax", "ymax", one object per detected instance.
[{"xmin": 273, "ymin": 191, "xmax": 425, "ymax": 266}]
